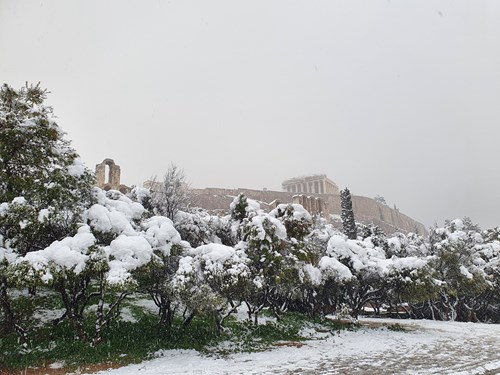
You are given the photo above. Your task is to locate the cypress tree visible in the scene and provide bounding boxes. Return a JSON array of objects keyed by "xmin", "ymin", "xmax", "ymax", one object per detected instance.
[{"xmin": 341, "ymin": 188, "xmax": 357, "ymax": 240}]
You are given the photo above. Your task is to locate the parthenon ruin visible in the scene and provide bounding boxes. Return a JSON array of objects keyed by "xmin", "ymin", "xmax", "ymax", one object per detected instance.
[{"xmin": 282, "ymin": 174, "xmax": 339, "ymax": 195}]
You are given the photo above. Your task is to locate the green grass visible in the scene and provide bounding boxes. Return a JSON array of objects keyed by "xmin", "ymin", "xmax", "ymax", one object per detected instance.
[
  {"xmin": 0, "ymin": 311, "xmax": 221, "ymax": 371},
  {"xmin": 387, "ymin": 323, "xmax": 406, "ymax": 332}
]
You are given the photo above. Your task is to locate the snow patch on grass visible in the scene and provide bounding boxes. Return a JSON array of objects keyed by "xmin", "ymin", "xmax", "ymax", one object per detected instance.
[{"xmin": 86, "ymin": 318, "xmax": 500, "ymax": 375}]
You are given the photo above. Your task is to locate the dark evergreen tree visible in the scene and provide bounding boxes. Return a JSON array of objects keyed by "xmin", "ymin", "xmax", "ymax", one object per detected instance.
[
  {"xmin": 340, "ymin": 188, "xmax": 357, "ymax": 240},
  {"xmin": 230, "ymin": 193, "xmax": 249, "ymax": 222},
  {"xmin": 0, "ymin": 83, "xmax": 94, "ymax": 336}
]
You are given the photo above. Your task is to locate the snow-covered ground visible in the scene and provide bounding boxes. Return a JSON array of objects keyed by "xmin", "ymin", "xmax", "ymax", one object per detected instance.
[{"xmin": 86, "ymin": 318, "xmax": 500, "ymax": 375}]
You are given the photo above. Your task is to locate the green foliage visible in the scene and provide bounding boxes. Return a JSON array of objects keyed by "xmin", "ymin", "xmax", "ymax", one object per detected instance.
[
  {"xmin": 215, "ymin": 311, "xmax": 348, "ymax": 355},
  {"xmin": 245, "ymin": 217, "xmax": 285, "ymax": 283},
  {"xmin": 273, "ymin": 204, "xmax": 312, "ymax": 241},
  {"xmin": 230, "ymin": 194, "xmax": 249, "ymax": 222}
]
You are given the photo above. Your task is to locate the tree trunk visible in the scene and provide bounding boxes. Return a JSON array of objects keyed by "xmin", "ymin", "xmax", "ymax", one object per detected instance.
[
  {"xmin": 158, "ymin": 298, "xmax": 175, "ymax": 329},
  {"xmin": 0, "ymin": 278, "xmax": 27, "ymax": 342},
  {"xmin": 0, "ymin": 279, "xmax": 15, "ymax": 332},
  {"xmin": 56, "ymin": 279, "xmax": 88, "ymax": 341},
  {"xmin": 183, "ymin": 309, "xmax": 197, "ymax": 326}
]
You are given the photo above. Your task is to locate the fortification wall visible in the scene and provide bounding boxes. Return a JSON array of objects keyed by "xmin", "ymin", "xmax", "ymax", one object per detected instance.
[{"xmin": 324, "ymin": 194, "xmax": 426, "ymax": 235}]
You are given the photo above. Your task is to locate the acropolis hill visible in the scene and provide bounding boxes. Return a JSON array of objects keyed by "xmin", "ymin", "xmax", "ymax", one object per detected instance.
[
  {"xmin": 191, "ymin": 174, "xmax": 427, "ymax": 236},
  {"xmin": 190, "ymin": 187, "xmax": 427, "ymax": 236},
  {"xmin": 95, "ymin": 160, "xmax": 427, "ymax": 236}
]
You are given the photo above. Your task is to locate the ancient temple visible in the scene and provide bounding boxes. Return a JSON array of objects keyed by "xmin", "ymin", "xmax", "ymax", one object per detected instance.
[{"xmin": 282, "ymin": 174, "xmax": 339, "ymax": 195}]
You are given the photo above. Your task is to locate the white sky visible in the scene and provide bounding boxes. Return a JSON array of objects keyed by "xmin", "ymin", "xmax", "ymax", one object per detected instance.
[{"xmin": 1, "ymin": 0, "xmax": 500, "ymax": 229}]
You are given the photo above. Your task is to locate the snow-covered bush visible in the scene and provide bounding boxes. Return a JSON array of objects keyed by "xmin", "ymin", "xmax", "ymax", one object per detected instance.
[
  {"xmin": 174, "ymin": 242, "xmax": 249, "ymax": 330},
  {"xmin": 230, "ymin": 194, "xmax": 260, "ymax": 222},
  {"xmin": 321, "ymin": 235, "xmax": 387, "ymax": 318},
  {"xmin": 174, "ymin": 209, "xmax": 234, "ymax": 247},
  {"xmin": 384, "ymin": 254, "xmax": 435, "ymax": 317},
  {"xmin": 11, "ymin": 188, "xmax": 188, "ymax": 343},
  {"xmin": 134, "ymin": 215, "xmax": 186, "ymax": 328},
  {"xmin": 269, "ymin": 204, "xmax": 312, "ymax": 242},
  {"xmin": 427, "ymin": 218, "xmax": 493, "ymax": 321},
  {"xmin": 300, "ymin": 231, "xmax": 433, "ymax": 319}
]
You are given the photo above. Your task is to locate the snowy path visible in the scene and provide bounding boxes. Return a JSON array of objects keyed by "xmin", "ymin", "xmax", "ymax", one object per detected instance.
[{"xmin": 87, "ymin": 318, "xmax": 500, "ymax": 375}]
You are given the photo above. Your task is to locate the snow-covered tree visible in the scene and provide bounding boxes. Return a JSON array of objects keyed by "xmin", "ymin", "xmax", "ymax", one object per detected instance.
[
  {"xmin": 10, "ymin": 189, "xmax": 140, "ymax": 341},
  {"xmin": 228, "ymin": 195, "xmax": 298, "ymax": 321},
  {"xmin": 230, "ymin": 193, "xmax": 249, "ymax": 222},
  {"xmin": 241, "ymin": 212, "xmax": 289, "ymax": 322},
  {"xmin": 13, "ymin": 188, "xmax": 186, "ymax": 343},
  {"xmin": 475, "ymin": 238, "xmax": 500, "ymax": 322},
  {"xmin": 267, "ymin": 203, "xmax": 321, "ymax": 315},
  {"xmin": 0, "ymin": 83, "xmax": 94, "ymax": 337},
  {"xmin": 324, "ymin": 235, "xmax": 386, "ymax": 318},
  {"xmin": 340, "ymin": 188, "xmax": 357, "ymax": 240},
  {"xmin": 428, "ymin": 218, "xmax": 491, "ymax": 321},
  {"xmin": 134, "ymin": 215, "xmax": 186, "ymax": 330},
  {"xmin": 174, "ymin": 209, "xmax": 234, "ymax": 247},
  {"xmin": 357, "ymin": 224, "xmax": 388, "ymax": 251},
  {"xmin": 384, "ymin": 252, "xmax": 435, "ymax": 318},
  {"xmin": 0, "ymin": 84, "xmax": 94, "ymax": 254}
]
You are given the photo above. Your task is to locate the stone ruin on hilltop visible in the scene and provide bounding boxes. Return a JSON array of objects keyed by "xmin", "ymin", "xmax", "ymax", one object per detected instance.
[{"xmin": 94, "ymin": 159, "xmax": 426, "ymax": 235}]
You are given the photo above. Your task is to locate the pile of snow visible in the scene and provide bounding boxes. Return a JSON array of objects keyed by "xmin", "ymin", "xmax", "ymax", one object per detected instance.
[
  {"xmin": 20, "ymin": 225, "xmax": 95, "ymax": 282},
  {"xmin": 142, "ymin": 216, "xmax": 182, "ymax": 256},
  {"xmin": 66, "ymin": 157, "xmax": 86, "ymax": 177},
  {"xmin": 269, "ymin": 203, "xmax": 312, "ymax": 222}
]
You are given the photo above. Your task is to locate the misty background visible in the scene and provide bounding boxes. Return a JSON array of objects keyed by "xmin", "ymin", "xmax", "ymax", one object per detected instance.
[{"xmin": 1, "ymin": 1, "xmax": 499, "ymax": 229}]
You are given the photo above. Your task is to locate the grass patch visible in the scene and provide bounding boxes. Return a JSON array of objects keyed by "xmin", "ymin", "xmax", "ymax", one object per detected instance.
[
  {"xmin": 387, "ymin": 323, "xmax": 406, "ymax": 332},
  {"xmin": 0, "ymin": 308, "xmax": 221, "ymax": 371}
]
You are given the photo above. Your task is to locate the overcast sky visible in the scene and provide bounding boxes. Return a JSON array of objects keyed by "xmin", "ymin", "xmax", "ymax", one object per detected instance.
[{"xmin": 1, "ymin": 1, "xmax": 500, "ymax": 229}]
